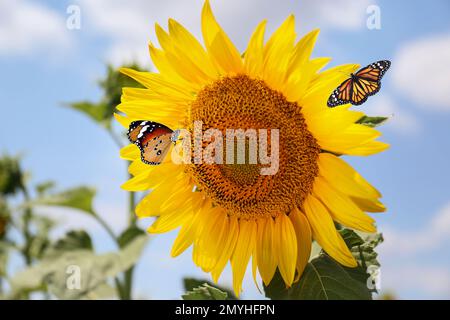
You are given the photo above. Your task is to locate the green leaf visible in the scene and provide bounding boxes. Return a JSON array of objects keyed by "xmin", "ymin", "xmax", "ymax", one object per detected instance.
[
  {"xmin": 263, "ymin": 271, "xmax": 289, "ymax": 300},
  {"xmin": 52, "ymin": 230, "xmax": 93, "ymax": 253},
  {"xmin": 65, "ymin": 101, "xmax": 111, "ymax": 127},
  {"xmin": 10, "ymin": 234, "xmax": 148, "ymax": 299},
  {"xmin": 289, "ymin": 254, "xmax": 372, "ymax": 300},
  {"xmin": 182, "ymin": 283, "xmax": 228, "ymax": 300},
  {"xmin": 35, "ymin": 181, "xmax": 56, "ymax": 196},
  {"xmin": 0, "ymin": 154, "xmax": 24, "ymax": 196},
  {"xmin": 65, "ymin": 64, "xmax": 147, "ymax": 128},
  {"xmin": 117, "ymin": 226, "xmax": 145, "ymax": 249},
  {"xmin": 27, "ymin": 215, "xmax": 55, "ymax": 260},
  {"xmin": 356, "ymin": 116, "xmax": 388, "ymax": 127},
  {"xmin": 183, "ymin": 278, "xmax": 237, "ymax": 300},
  {"xmin": 264, "ymin": 228, "xmax": 383, "ymax": 300},
  {"xmin": 34, "ymin": 187, "xmax": 96, "ymax": 216}
]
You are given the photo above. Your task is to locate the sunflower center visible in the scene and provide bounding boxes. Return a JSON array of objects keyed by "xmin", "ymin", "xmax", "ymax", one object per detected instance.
[{"xmin": 188, "ymin": 75, "xmax": 320, "ymax": 219}]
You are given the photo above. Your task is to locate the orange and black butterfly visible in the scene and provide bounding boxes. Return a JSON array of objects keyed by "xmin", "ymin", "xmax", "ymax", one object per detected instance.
[
  {"xmin": 128, "ymin": 121, "xmax": 180, "ymax": 165},
  {"xmin": 327, "ymin": 60, "xmax": 391, "ymax": 107}
]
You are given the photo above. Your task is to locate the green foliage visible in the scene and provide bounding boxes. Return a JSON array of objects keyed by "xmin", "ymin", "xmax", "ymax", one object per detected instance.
[
  {"xmin": 10, "ymin": 233, "xmax": 147, "ymax": 299},
  {"xmin": 264, "ymin": 229, "xmax": 382, "ymax": 300},
  {"xmin": 26, "ymin": 215, "xmax": 54, "ymax": 260},
  {"xmin": 34, "ymin": 186, "xmax": 96, "ymax": 216},
  {"xmin": 0, "ymin": 64, "xmax": 149, "ymax": 300},
  {"xmin": 356, "ymin": 116, "xmax": 389, "ymax": 127},
  {"xmin": 0, "ymin": 154, "xmax": 24, "ymax": 196},
  {"xmin": 52, "ymin": 230, "xmax": 93, "ymax": 253},
  {"xmin": 182, "ymin": 283, "xmax": 228, "ymax": 300},
  {"xmin": 0, "ymin": 198, "xmax": 10, "ymax": 238},
  {"xmin": 65, "ymin": 64, "xmax": 146, "ymax": 128},
  {"xmin": 183, "ymin": 278, "xmax": 237, "ymax": 300},
  {"xmin": 35, "ymin": 181, "xmax": 55, "ymax": 196},
  {"xmin": 118, "ymin": 226, "xmax": 146, "ymax": 248}
]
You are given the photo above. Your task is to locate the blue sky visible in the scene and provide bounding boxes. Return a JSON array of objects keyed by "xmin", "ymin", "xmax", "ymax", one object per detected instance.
[{"xmin": 1, "ymin": 0, "xmax": 450, "ymax": 299}]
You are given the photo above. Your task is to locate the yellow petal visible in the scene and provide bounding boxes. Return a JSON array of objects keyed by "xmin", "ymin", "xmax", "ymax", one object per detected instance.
[
  {"xmin": 317, "ymin": 125, "xmax": 387, "ymax": 156},
  {"xmin": 263, "ymin": 15, "xmax": 296, "ymax": 89},
  {"xmin": 122, "ymin": 161, "xmax": 181, "ymax": 192},
  {"xmin": 148, "ymin": 42, "xmax": 198, "ymax": 90},
  {"xmin": 256, "ymin": 217, "xmax": 277, "ymax": 285},
  {"xmin": 284, "ymin": 56, "xmax": 331, "ymax": 102},
  {"xmin": 201, "ymin": 0, "xmax": 243, "ymax": 74},
  {"xmin": 121, "ymin": 169, "xmax": 158, "ymax": 192},
  {"xmin": 193, "ymin": 207, "xmax": 225, "ymax": 271},
  {"xmin": 303, "ymin": 195, "xmax": 357, "ymax": 267},
  {"xmin": 114, "ymin": 112, "xmax": 132, "ymax": 128},
  {"xmin": 287, "ymin": 29, "xmax": 320, "ymax": 77},
  {"xmin": 168, "ymin": 18, "xmax": 219, "ymax": 79},
  {"xmin": 300, "ymin": 63, "xmax": 360, "ymax": 107},
  {"xmin": 209, "ymin": 32, "xmax": 244, "ymax": 74},
  {"xmin": 318, "ymin": 153, "xmax": 381, "ymax": 199},
  {"xmin": 120, "ymin": 144, "xmax": 140, "ymax": 161},
  {"xmin": 148, "ymin": 204, "xmax": 194, "ymax": 233},
  {"xmin": 343, "ymin": 140, "xmax": 390, "ymax": 156},
  {"xmin": 120, "ymin": 68, "xmax": 192, "ymax": 100},
  {"xmin": 211, "ymin": 216, "xmax": 239, "ymax": 283},
  {"xmin": 244, "ymin": 20, "xmax": 267, "ymax": 77},
  {"xmin": 289, "ymin": 207, "xmax": 312, "ymax": 281},
  {"xmin": 116, "ymin": 101, "xmax": 182, "ymax": 129},
  {"xmin": 304, "ymin": 106, "xmax": 365, "ymax": 139},
  {"xmin": 135, "ymin": 175, "xmax": 190, "ymax": 217},
  {"xmin": 128, "ymin": 158, "xmax": 150, "ymax": 176},
  {"xmin": 351, "ymin": 196, "xmax": 386, "ymax": 213},
  {"xmin": 313, "ymin": 176, "xmax": 376, "ymax": 233},
  {"xmin": 171, "ymin": 211, "xmax": 201, "ymax": 257},
  {"xmin": 121, "ymin": 87, "xmax": 186, "ymax": 104},
  {"xmin": 231, "ymin": 219, "xmax": 257, "ymax": 296},
  {"xmin": 275, "ymin": 214, "xmax": 297, "ymax": 286}
]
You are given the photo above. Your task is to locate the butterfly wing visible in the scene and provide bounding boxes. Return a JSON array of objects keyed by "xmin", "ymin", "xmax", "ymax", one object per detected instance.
[
  {"xmin": 127, "ymin": 121, "xmax": 174, "ymax": 165},
  {"xmin": 351, "ymin": 77, "xmax": 381, "ymax": 105},
  {"xmin": 351, "ymin": 60, "xmax": 390, "ymax": 105},
  {"xmin": 327, "ymin": 78, "xmax": 353, "ymax": 107},
  {"xmin": 128, "ymin": 120, "xmax": 150, "ymax": 144},
  {"xmin": 327, "ymin": 60, "xmax": 390, "ymax": 107},
  {"xmin": 355, "ymin": 60, "xmax": 391, "ymax": 81},
  {"xmin": 140, "ymin": 132, "xmax": 173, "ymax": 165}
]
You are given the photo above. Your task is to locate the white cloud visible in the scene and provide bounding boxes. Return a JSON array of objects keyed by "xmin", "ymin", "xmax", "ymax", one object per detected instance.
[
  {"xmin": 392, "ymin": 34, "xmax": 450, "ymax": 111},
  {"xmin": 381, "ymin": 265, "xmax": 450, "ymax": 298},
  {"xmin": 380, "ymin": 202, "xmax": 450, "ymax": 256},
  {"xmin": 311, "ymin": 0, "xmax": 374, "ymax": 30},
  {"xmin": 378, "ymin": 202, "xmax": 450, "ymax": 298},
  {"xmin": 366, "ymin": 94, "xmax": 421, "ymax": 134},
  {"xmin": 0, "ymin": 0, "xmax": 71, "ymax": 56},
  {"xmin": 77, "ymin": 0, "xmax": 374, "ymax": 66}
]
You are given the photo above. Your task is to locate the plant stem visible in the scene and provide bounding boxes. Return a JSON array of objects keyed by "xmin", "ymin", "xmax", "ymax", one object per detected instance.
[
  {"xmin": 107, "ymin": 126, "xmax": 136, "ymax": 300},
  {"xmin": 128, "ymin": 180, "xmax": 136, "ymax": 226},
  {"xmin": 93, "ymin": 213, "xmax": 117, "ymax": 243},
  {"xmin": 21, "ymin": 187, "xmax": 33, "ymax": 266},
  {"xmin": 107, "ymin": 127, "xmax": 124, "ymax": 149}
]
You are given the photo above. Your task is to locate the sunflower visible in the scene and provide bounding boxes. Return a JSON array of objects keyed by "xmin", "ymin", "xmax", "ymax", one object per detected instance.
[{"xmin": 115, "ymin": 0, "xmax": 388, "ymax": 296}]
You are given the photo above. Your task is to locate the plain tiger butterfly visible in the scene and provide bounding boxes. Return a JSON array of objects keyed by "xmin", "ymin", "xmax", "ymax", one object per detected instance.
[{"xmin": 128, "ymin": 120, "xmax": 180, "ymax": 165}]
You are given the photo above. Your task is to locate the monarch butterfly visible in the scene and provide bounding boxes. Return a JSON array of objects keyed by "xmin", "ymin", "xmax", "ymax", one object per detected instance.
[
  {"xmin": 327, "ymin": 60, "xmax": 391, "ymax": 107},
  {"xmin": 128, "ymin": 120, "xmax": 180, "ymax": 165}
]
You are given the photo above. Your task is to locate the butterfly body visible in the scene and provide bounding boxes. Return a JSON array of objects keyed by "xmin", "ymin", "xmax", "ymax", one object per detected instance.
[
  {"xmin": 127, "ymin": 120, "xmax": 178, "ymax": 165},
  {"xmin": 327, "ymin": 60, "xmax": 391, "ymax": 107}
]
